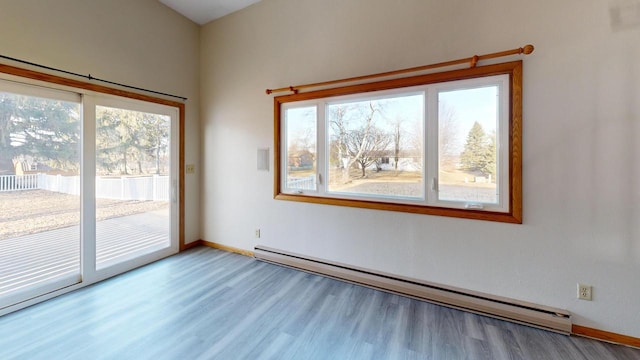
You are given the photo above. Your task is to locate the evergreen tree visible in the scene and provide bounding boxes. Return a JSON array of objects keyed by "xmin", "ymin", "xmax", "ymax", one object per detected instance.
[
  {"xmin": 96, "ymin": 107, "xmax": 169, "ymax": 175},
  {"xmin": 460, "ymin": 122, "xmax": 497, "ymax": 178},
  {"xmin": 460, "ymin": 121, "xmax": 487, "ymax": 172},
  {"xmin": 140, "ymin": 112, "xmax": 169, "ymax": 174},
  {"xmin": 0, "ymin": 94, "xmax": 17, "ymax": 174},
  {"xmin": 17, "ymin": 97, "xmax": 80, "ymax": 171},
  {"xmin": 480, "ymin": 132, "xmax": 496, "ymax": 178},
  {"xmin": 0, "ymin": 93, "xmax": 80, "ymax": 174},
  {"xmin": 0, "ymin": 92, "xmax": 168, "ymax": 176}
]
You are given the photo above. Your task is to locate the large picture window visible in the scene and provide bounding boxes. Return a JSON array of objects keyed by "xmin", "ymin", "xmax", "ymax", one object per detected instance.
[{"xmin": 275, "ymin": 61, "xmax": 522, "ymax": 223}]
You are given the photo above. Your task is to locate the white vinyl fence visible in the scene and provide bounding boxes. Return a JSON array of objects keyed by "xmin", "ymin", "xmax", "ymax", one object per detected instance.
[
  {"xmin": 0, "ymin": 174, "xmax": 39, "ymax": 192},
  {"xmin": 94, "ymin": 175, "xmax": 169, "ymax": 201},
  {"xmin": 0, "ymin": 174, "xmax": 169, "ymax": 201},
  {"xmin": 37, "ymin": 174, "xmax": 80, "ymax": 195}
]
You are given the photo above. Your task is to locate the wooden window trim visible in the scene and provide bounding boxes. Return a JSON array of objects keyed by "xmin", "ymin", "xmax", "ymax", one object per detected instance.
[{"xmin": 274, "ymin": 61, "xmax": 522, "ymax": 224}]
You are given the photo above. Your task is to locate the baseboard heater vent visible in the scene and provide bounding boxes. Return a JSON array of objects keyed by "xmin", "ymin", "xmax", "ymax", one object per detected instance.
[{"xmin": 254, "ymin": 246, "xmax": 572, "ymax": 334}]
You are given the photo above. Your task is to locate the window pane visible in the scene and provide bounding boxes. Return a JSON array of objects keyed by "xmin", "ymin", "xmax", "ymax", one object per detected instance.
[
  {"xmin": 327, "ymin": 93, "xmax": 424, "ymax": 199},
  {"xmin": 0, "ymin": 91, "xmax": 81, "ymax": 307},
  {"xmin": 438, "ymin": 86, "xmax": 499, "ymax": 204},
  {"xmin": 285, "ymin": 106, "xmax": 317, "ymax": 191},
  {"xmin": 95, "ymin": 105, "xmax": 171, "ymax": 269}
]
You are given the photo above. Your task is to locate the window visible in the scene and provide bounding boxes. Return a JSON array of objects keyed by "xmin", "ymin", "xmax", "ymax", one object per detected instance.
[
  {"xmin": 284, "ymin": 105, "xmax": 317, "ymax": 191},
  {"xmin": 275, "ymin": 61, "xmax": 522, "ymax": 223}
]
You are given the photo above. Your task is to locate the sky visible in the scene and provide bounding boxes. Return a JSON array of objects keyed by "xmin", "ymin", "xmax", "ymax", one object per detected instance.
[
  {"xmin": 284, "ymin": 77, "xmax": 503, "ymax": 155},
  {"xmin": 439, "ymin": 85, "xmax": 499, "ymax": 153},
  {"xmin": 439, "ymin": 85, "xmax": 498, "ymax": 134}
]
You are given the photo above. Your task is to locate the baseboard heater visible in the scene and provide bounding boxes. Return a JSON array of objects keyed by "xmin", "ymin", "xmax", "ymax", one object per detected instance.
[{"xmin": 254, "ymin": 246, "xmax": 572, "ymax": 334}]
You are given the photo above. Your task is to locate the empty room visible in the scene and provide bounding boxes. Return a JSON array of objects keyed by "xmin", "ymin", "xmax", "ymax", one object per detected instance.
[{"xmin": 0, "ymin": 0, "xmax": 639, "ymax": 358}]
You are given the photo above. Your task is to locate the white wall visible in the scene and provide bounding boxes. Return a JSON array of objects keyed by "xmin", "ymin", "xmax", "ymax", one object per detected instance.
[
  {"xmin": 200, "ymin": 0, "xmax": 640, "ymax": 337},
  {"xmin": 0, "ymin": 0, "xmax": 201, "ymax": 244}
]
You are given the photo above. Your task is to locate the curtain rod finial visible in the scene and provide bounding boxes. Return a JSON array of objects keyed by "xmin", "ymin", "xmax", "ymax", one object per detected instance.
[
  {"xmin": 522, "ymin": 44, "xmax": 534, "ymax": 55},
  {"xmin": 266, "ymin": 89, "xmax": 273, "ymax": 95},
  {"xmin": 470, "ymin": 55, "xmax": 479, "ymax": 67}
]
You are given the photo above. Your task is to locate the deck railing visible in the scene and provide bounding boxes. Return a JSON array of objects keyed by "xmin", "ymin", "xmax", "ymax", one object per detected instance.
[{"xmin": 287, "ymin": 176, "xmax": 316, "ymax": 190}]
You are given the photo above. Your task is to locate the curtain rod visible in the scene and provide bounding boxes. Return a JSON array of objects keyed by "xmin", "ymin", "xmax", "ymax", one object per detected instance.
[
  {"xmin": 0, "ymin": 54, "xmax": 187, "ymax": 101},
  {"xmin": 266, "ymin": 44, "xmax": 534, "ymax": 95}
]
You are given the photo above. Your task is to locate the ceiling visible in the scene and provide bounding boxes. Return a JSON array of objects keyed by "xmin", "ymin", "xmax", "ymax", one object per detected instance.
[{"xmin": 159, "ymin": 0, "xmax": 262, "ymax": 25}]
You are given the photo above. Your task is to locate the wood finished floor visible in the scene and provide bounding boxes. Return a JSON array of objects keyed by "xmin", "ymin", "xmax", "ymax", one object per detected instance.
[{"xmin": 0, "ymin": 246, "xmax": 638, "ymax": 360}]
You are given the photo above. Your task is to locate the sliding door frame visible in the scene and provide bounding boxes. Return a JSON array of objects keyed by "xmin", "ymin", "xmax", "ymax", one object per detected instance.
[
  {"xmin": 0, "ymin": 62, "xmax": 185, "ymax": 316},
  {"xmin": 90, "ymin": 95, "xmax": 179, "ymax": 280}
]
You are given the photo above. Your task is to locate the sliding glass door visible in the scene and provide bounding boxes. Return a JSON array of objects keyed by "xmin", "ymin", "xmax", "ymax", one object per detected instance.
[
  {"xmin": 94, "ymin": 101, "xmax": 177, "ymax": 272},
  {"xmin": 0, "ymin": 78, "xmax": 179, "ymax": 312},
  {"xmin": 0, "ymin": 81, "xmax": 82, "ymax": 309}
]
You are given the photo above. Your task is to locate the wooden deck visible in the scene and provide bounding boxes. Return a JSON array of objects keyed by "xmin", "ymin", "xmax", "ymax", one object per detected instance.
[{"xmin": 0, "ymin": 211, "xmax": 169, "ymax": 300}]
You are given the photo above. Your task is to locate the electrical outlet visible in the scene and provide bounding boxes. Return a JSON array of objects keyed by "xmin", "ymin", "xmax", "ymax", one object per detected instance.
[
  {"xmin": 255, "ymin": 229, "xmax": 260, "ymax": 238},
  {"xmin": 577, "ymin": 283, "xmax": 592, "ymax": 301},
  {"xmin": 186, "ymin": 164, "xmax": 195, "ymax": 174}
]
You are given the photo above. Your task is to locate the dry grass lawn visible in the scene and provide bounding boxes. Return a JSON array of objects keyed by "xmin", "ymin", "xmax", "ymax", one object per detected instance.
[
  {"xmin": 289, "ymin": 167, "xmax": 497, "ymax": 200},
  {"xmin": 0, "ymin": 190, "xmax": 168, "ymax": 240}
]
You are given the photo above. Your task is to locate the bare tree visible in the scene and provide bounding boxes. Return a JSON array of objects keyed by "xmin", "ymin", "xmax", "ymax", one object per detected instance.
[
  {"xmin": 328, "ymin": 105, "xmax": 348, "ymax": 169},
  {"xmin": 438, "ymin": 102, "xmax": 460, "ymax": 170},
  {"xmin": 345, "ymin": 125, "xmax": 392, "ymax": 177},
  {"xmin": 328, "ymin": 102, "xmax": 393, "ymax": 180},
  {"xmin": 286, "ymin": 107, "xmax": 317, "ymax": 174},
  {"xmin": 403, "ymin": 117, "xmax": 424, "ymax": 170},
  {"xmin": 392, "ymin": 117, "xmax": 403, "ymax": 170}
]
